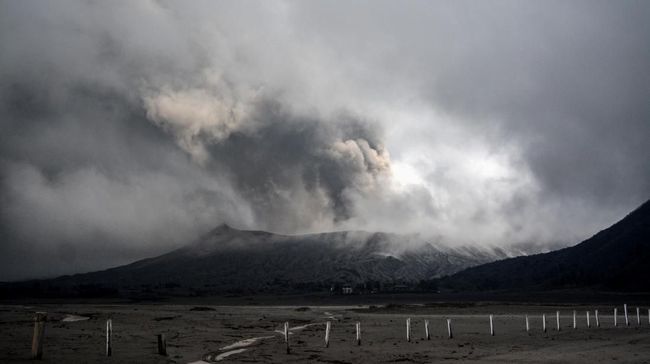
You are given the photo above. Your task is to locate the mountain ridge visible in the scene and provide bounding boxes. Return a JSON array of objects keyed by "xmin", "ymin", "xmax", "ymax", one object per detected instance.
[
  {"xmin": 437, "ymin": 199, "xmax": 650, "ymax": 292},
  {"xmin": 1, "ymin": 225, "xmax": 508, "ymax": 298}
]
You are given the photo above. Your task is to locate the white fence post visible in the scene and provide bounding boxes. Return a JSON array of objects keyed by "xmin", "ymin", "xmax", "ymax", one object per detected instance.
[
  {"xmin": 447, "ymin": 319, "xmax": 453, "ymax": 339},
  {"xmin": 355, "ymin": 322, "xmax": 361, "ymax": 346},
  {"xmin": 573, "ymin": 310, "xmax": 577, "ymax": 329},
  {"xmin": 556, "ymin": 311, "xmax": 561, "ymax": 331},
  {"xmin": 595, "ymin": 310, "xmax": 600, "ymax": 327},
  {"xmin": 424, "ymin": 319, "xmax": 430, "ymax": 340},
  {"xmin": 406, "ymin": 318, "xmax": 411, "ymax": 342},
  {"xmin": 489, "ymin": 315, "xmax": 494, "ymax": 336},
  {"xmin": 586, "ymin": 311, "xmax": 590, "ymax": 328},
  {"xmin": 284, "ymin": 321, "xmax": 290, "ymax": 354},
  {"xmin": 614, "ymin": 308, "xmax": 618, "ymax": 327},
  {"xmin": 624, "ymin": 304, "xmax": 629, "ymax": 326},
  {"xmin": 543, "ymin": 314, "xmax": 547, "ymax": 333},
  {"xmin": 324, "ymin": 321, "xmax": 331, "ymax": 348},
  {"xmin": 106, "ymin": 319, "xmax": 113, "ymax": 357}
]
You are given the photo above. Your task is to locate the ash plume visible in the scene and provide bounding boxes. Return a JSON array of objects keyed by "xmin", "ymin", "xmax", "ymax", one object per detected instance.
[{"xmin": 1, "ymin": 1, "xmax": 649, "ymax": 280}]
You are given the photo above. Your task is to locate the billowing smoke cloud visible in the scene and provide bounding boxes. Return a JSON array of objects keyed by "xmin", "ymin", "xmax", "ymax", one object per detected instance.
[
  {"xmin": 142, "ymin": 81, "xmax": 256, "ymax": 164},
  {"xmin": 205, "ymin": 100, "xmax": 392, "ymax": 232},
  {"xmin": 1, "ymin": 0, "xmax": 649, "ymax": 280}
]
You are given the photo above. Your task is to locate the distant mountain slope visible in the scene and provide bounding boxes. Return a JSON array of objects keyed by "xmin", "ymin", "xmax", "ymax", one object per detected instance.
[
  {"xmin": 3, "ymin": 225, "xmax": 508, "ymax": 297},
  {"xmin": 438, "ymin": 199, "xmax": 650, "ymax": 292}
]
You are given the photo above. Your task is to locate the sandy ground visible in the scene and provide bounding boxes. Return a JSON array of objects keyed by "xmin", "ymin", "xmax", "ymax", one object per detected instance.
[{"xmin": 1, "ymin": 302, "xmax": 649, "ymax": 363}]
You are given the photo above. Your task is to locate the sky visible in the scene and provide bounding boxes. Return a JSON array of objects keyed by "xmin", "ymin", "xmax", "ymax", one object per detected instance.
[{"xmin": 1, "ymin": 0, "xmax": 649, "ymax": 280}]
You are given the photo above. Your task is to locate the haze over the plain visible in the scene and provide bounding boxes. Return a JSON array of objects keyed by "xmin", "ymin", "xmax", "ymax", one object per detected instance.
[{"xmin": 1, "ymin": 0, "xmax": 649, "ymax": 280}]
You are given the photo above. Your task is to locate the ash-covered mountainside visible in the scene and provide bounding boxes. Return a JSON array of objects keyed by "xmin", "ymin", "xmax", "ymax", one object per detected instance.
[
  {"xmin": 3, "ymin": 225, "xmax": 509, "ymax": 297},
  {"xmin": 438, "ymin": 199, "xmax": 650, "ymax": 292}
]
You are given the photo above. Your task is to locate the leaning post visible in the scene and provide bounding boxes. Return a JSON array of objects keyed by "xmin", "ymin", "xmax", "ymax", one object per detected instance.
[
  {"xmin": 324, "ymin": 321, "xmax": 331, "ymax": 348},
  {"xmin": 424, "ymin": 319, "xmax": 430, "ymax": 340}
]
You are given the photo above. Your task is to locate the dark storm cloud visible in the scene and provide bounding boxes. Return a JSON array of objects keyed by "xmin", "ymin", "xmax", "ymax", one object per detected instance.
[
  {"xmin": 1, "ymin": 1, "xmax": 649, "ymax": 280},
  {"xmin": 0, "ymin": 1, "xmax": 397, "ymax": 279},
  {"xmin": 206, "ymin": 100, "xmax": 390, "ymax": 231},
  {"xmin": 428, "ymin": 1, "xmax": 650, "ymax": 242},
  {"xmin": 0, "ymin": 82, "xmax": 253, "ymax": 280},
  {"xmin": 420, "ymin": 1, "xmax": 650, "ymax": 207}
]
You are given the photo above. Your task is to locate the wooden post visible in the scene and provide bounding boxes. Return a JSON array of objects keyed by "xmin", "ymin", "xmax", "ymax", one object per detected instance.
[
  {"xmin": 31, "ymin": 312, "xmax": 46, "ymax": 360},
  {"xmin": 614, "ymin": 308, "xmax": 618, "ymax": 327},
  {"xmin": 595, "ymin": 310, "xmax": 600, "ymax": 327},
  {"xmin": 406, "ymin": 318, "xmax": 411, "ymax": 342},
  {"xmin": 489, "ymin": 315, "xmax": 494, "ymax": 336},
  {"xmin": 157, "ymin": 334, "xmax": 167, "ymax": 356},
  {"xmin": 106, "ymin": 319, "xmax": 112, "ymax": 357},
  {"xmin": 573, "ymin": 310, "xmax": 577, "ymax": 329},
  {"xmin": 586, "ymin": 311, "xmax": 590, "ymax": 328},
  {"xmin": 542, "ymin": 314, "xmax": 547, "ymax": 333},
  {"xmin": 424, "ymin": 319, "xmax": 430, "ymax": 340},
  {"xmin": 355, "ymin": 322, "xmax": 361, "ymax": 346},
  {"xmin": 525, "ymin": 314, "xmax": 530, "ymax": 333},
  {"xmin": 624, "ymin": 304, "xmax": 629, "ymax": 326},
  {"xmin": 447, "ymin": 319, "xmax": 453, "ymax": 339},
  {"xmin": 556, "ymin": 311, "xmax": 561, "ymax": 331},
  {"xmin": 324, "ymin": 321, "xmax": 331, "ymax": 348},
  {"xmin": 637, "ymin": 307, "xmax": 640, "ymax": 325}
]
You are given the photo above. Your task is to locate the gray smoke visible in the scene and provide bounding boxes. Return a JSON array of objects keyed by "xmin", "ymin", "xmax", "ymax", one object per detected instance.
[{"xmin": 1, "ymin": 1, "xmax": 649, "ymax": 280}]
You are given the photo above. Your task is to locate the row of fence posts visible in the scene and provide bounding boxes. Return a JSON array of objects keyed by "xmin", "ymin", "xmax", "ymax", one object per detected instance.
[
  {"xmin": 30, "ymin": 315, "xmax": 167, "ymax": 359},
  {"xmin": 28, "ymin": 305, "xmax": 649, "ymax": 359},
  {"xmin": 313, "ymin": 305, "xmax": 649, "ymax": 350}
]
